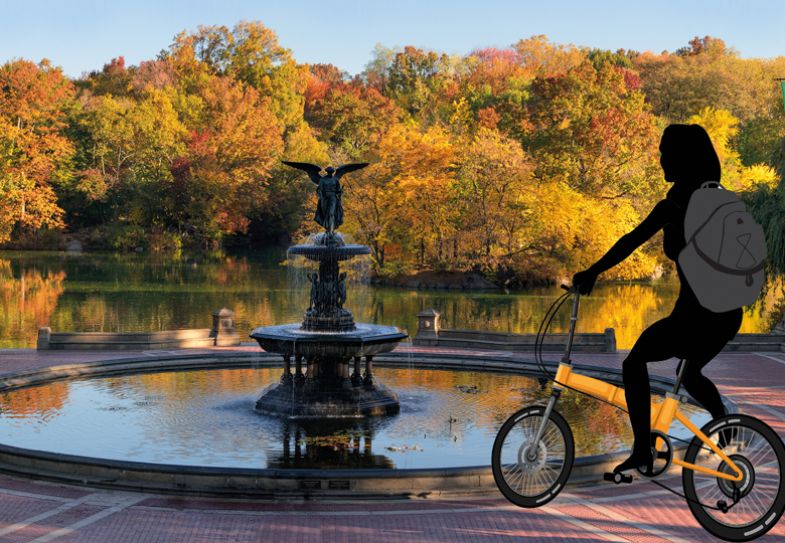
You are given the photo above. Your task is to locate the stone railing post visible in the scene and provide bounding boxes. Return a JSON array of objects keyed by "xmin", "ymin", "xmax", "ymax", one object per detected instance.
[
  {"xmin": 414, "ymin": 309, "xmax": 441, "ymax": 346},
  {"xmin": 773, "ymin": 317, "xmax": 785, "ymax": 353},
  {"xmin": 604, "ymin": 328, "xmax": 617, "ymax": 353},
  {"xmin": 37, "ymin": 327, "xmax": 51, "ymax": 350},
  {"xmin": 212, "ymin": 308, "xmax": 239, "ymax": 346},
  {"xmin": 773, "ymin": 317, "xmax": 785, "ymax": 335}
]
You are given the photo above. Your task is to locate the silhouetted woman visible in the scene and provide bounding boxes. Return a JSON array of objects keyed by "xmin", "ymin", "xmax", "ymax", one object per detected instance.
[{"xmin": 572, "ymin": 124, "xmax": 743, "ymax": 474}]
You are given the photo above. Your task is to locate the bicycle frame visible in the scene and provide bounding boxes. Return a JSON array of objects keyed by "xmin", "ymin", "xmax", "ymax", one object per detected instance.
[{"xmin": 542, "ymin": 289, "xmax": 744, "ymax": 483}]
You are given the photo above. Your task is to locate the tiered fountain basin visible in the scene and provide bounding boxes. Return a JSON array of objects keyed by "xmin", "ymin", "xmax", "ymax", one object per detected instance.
[
  {"xmin": 0, "ymin": 351, "xmax": 722, "ymax": 497},
  {"xmin": 249, "ymin": 324, "xmax": 408, "ymax": 418},
  {"xmin": 251, "ymin": 231, "xmax": 407, "ymax": 417},
  {"xmin": 287, "ymin": 241, "xmax": 371, "ymax": 261},
  {"xmin": 250, "ymin": 323, "xmax": 407, "ymax": 360}
]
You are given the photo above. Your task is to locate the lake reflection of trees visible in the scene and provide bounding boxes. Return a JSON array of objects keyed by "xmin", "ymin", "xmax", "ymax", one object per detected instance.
[
  {"xmin": 0, "ymin": 257, "xmax": 66, "ymax": 348},
  {"xmin": 0, "ymin": 381, "xmax": 68, "ymax": 419},
  {"xmin": 0, "ymin": 251, "xmax": 782, "ymax": 348}
]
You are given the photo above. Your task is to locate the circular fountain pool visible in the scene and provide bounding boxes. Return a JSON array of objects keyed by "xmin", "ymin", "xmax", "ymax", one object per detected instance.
[{"xmin": 0, "ymin": 353, "xmax": 716, "ymax": 496}]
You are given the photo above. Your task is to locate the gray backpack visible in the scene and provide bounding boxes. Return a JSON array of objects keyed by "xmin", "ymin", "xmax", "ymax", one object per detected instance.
[{"xmin": 678, "ymin": 182, "xmax": 766, "ymax": 312}]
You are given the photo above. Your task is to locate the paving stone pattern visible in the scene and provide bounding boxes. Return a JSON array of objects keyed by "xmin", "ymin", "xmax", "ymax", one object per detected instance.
[{"xmin": 0, "ymin": 346, "xmax": 783, "ymax": 542}]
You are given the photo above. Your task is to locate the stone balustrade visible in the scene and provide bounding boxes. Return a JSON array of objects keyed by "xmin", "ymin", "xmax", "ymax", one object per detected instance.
[
  {"xmin": 37, "ymin": 308, "xmax": 239, "ymax": 350},
  {"xmin": 413, "ymin": 309, "xmax": 785, "ymax": 353},
  {"xmin": 413, "ymin": 309, "xmax": 616, "ymax": 352}
]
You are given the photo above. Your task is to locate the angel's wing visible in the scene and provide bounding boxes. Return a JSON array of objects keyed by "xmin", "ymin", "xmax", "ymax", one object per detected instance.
[
  {"xmin": 334, "ymin": 163, "xmax": 369, "ymax": 179},
  {"xmin": 282, "ymin": 161, "xmax": 322, "ymax": 184}
]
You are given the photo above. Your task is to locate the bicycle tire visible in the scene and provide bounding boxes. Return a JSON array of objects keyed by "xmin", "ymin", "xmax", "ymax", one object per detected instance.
[
  {"xmin": 492, "ymin": 405, "xmax": 574, "ymax": 507},
  {"xmin": 682, "ymin": 414, "xmax": 785, "ymax": 541}
]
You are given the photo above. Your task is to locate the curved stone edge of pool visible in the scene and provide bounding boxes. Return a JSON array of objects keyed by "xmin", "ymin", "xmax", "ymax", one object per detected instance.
[{"xmin": 0, "ymin": 351, "xmax": 736, "ymax": 499}]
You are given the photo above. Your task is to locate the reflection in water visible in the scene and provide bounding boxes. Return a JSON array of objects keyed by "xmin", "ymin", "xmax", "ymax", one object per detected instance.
[
  {"xmin": 275, "ymin": 420, "xmax": 394, "ymax": 469},
  {"xmin": 0, "ymin": 367, "xmax": 708, "ymax": 469},
  {"xmin": 0, "ymin": 251, "xmax": 781, "ymax": 348},
  {"xmin": 0, "ymin": 258, "xmax": 65, "ymax": 348}
]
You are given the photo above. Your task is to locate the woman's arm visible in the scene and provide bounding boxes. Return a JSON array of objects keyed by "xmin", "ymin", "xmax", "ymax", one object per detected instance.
[
  {"xmin": 587, "ymin": 199, "xmax": 673, "ymax": 275},
  {"xmin": 573, "ymin": 199, "xmax": 674, "ymax": 293}
]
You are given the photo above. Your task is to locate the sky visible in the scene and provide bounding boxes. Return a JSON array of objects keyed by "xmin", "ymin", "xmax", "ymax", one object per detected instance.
[{"xmin": 1, "ymin": 0, "xmax": 784, "ymax": 77}]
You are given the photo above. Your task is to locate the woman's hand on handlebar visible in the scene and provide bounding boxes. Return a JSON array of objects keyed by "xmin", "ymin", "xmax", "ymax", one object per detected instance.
[{"xmin": 571, "ymin": 269, "xmax": 598, "ymax": 295}]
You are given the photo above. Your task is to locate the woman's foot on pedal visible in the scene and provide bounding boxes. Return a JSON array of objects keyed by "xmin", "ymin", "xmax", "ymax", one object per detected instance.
[{"xmin": 613, "ymin": 449, "xmax": 654, "ymax": 475}]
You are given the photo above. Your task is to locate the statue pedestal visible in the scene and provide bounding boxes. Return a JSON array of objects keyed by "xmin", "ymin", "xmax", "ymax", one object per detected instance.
[{"xmin": 301, "ymin": 311, "xmax": 356, "ymax": 332}]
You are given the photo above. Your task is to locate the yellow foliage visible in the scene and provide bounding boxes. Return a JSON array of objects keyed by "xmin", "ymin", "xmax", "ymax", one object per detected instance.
[
  {"xmin": 687, "ymin": 106, "xmax": 780, "ymax": 193},
  {"xmin": 728, "ymin": 163, "xmax": 779, "ymax": 193},
  {"xmin": 520, "ymin": 181, "xmax": 659, "ymax": 281},
  {"xmin": 687, "ymin": 106, "xmax": 738, "ymax": 165}
]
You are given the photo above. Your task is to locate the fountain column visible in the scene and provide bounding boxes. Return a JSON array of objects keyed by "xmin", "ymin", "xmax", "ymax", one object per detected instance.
[
  {"xmin": 281, "ymin": 355, "xmax": 292, "ymax": 382},
  {"xmin": 363, "ymin": 355, "xmax": 374, "ymax": 385},
  {"xmin": 351, "ymin": 356, "xmax": 362, "ymax": 386}
]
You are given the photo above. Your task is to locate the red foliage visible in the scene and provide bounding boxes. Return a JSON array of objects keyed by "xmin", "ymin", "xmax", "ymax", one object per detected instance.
[
  {"xmin": 620, "ymin": 68, "xmax": 642, "ymax": 91},
  {"xmin": 477, "ymin": 106, "xmax": 500, "ymax": 129},
  {"xmin": 470, "ymin": 47, "xmax": 521, "ymax": 65}
]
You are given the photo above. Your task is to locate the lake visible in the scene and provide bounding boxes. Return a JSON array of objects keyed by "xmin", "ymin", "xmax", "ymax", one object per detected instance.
[{"xmin": 0, "ymin": 250, "xmax": 780, "ymax": 349}]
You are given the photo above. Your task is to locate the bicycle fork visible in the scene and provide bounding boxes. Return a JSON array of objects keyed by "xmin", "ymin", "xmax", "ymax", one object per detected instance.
[{"xmin": 526, "ymin": 290, "xmax": 580, "ymax": 460}]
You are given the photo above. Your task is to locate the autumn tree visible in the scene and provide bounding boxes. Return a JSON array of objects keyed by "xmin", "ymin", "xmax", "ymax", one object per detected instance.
[
  {"xmin": 304, "ymin": 66, "xmax": 401, "ymax": 160},
  {"xmin": 687, "ymin": 106, "xmax": 779, "ymax": 192},
  {"xmin": 453, "ymin": 129, "xmax": 532, "ymax": 260},
  {"xmin": 0, "ymin": 60, "xmax": 74, "ymax": 243},
  {"xmin": 167, "ymin": 21, "xmax": 308, "ymax": 131},
  {"xmin": 635, "ymin": 37, "xmax": 785, "ymax": 123},
  {"xmin": 458, "ymin": 48, "xmax": 530, "ymax": 139},
  {"xmin": 167, "ymin": 76, "xmax": 284, "ymax": 248},
  {"xmin": 523, "ymin": 59, "xmax": 661, "ymax": 202},
  {"xmin": 342, "ymin": 124, "xmax": 456, "ymax": 271},
  {"xmin": 69, "ymin": 88, "xmax": 186, "ymax": 239},
  {"xmin": 367, "ymin": 46, "xmax": 458, "ymax": 123}
]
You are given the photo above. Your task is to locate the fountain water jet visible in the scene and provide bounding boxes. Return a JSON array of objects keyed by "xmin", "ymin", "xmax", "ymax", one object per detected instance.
[{"xmin": 251, "ymin": 162, "xmax": 407, "ymax": 418}]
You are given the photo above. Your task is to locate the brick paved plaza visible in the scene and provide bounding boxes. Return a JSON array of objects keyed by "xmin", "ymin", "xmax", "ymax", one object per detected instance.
[{"xmin": 0, "ymin": 346, "xmax": 783, "ymax": 542}]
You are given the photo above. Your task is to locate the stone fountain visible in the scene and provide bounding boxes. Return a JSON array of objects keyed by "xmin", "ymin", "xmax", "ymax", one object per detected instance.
[{"xmin": 250, "ymin": 161, "xmax": 407, "ymax": 418}]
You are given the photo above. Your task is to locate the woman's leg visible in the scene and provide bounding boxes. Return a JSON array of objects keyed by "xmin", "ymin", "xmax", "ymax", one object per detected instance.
[
  {"xmin": 681, "ymin": 356, "xmax": 726, "ymax": 419},
  {"xmin": 616, "ymin": 318, "xmax": 678, "ymax": 470},
  {"xmin": 680, "ymin": 308, "xmax": 742, "ymax": 420}
]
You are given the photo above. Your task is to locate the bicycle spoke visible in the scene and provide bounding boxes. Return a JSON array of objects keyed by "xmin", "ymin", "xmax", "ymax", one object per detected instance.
[
  {"xmin": 691, "ymin": 421, "xmax": 785, "ymax": 529},
  {"xmin": 496, "ymin": 412, "xmax": 569, "ymax": 499}
]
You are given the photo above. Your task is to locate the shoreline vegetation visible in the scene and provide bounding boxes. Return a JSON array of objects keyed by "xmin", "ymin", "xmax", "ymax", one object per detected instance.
[{"xmin": 2, "ymin": 23, "xmax": 785, "ymax": 288}]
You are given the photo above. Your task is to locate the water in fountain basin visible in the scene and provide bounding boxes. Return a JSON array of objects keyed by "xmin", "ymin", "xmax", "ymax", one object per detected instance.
[{"xmin": 0, "ymin": 365, "xmax": 709, "ymax": 469}]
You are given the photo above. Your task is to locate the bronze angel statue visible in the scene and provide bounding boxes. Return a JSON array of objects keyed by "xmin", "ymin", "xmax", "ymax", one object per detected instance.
[{"xmin": 282, "ymin": 162, "xmax": 368, "ymax": 235}]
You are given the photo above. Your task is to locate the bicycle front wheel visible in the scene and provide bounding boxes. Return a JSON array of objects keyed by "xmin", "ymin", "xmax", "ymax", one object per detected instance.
[
  {"xmin": 682, "ymin": 414, "xmax": 785, "ymax": 541},
  {"xmin": 492, "ymin": 405, "xmax": 574, "ymax": 508}
]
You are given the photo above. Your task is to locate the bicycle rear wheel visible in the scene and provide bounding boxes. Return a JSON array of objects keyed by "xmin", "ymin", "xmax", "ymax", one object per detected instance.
[
  {"xmin": 492, "ymin": 405, "xmax": 574, "ymax": 507},
  {"xmin": 682, "ymin": 414, "xmax": 785, "ymax": 541}
]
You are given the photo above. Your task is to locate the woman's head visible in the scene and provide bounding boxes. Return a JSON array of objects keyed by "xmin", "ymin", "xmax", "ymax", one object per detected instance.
[{"xmin": 659, "ymin": 124, "xmax": 721, "ymax": 187}]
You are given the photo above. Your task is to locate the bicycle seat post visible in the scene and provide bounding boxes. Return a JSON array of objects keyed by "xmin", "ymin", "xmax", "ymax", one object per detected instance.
[{"xmin": 673, "ymin": 358, "xmax": 687, "ymax": 394}]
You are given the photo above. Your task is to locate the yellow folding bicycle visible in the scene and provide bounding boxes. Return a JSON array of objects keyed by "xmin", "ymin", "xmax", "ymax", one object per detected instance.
[{"xmin": 492, "ymin": 286, "xmax": 785, "ymax": 542}]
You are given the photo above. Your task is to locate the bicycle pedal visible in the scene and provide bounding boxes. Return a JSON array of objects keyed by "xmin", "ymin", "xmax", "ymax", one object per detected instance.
[{"xmin": 603, "ymin": 472, "xmax": 633, "ymax": 484}]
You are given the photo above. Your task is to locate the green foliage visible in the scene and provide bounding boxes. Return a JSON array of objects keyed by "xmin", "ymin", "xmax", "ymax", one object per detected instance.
[{"xmin": 746, "ymin": 185, "xmax": 785, "ymax": 275}]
